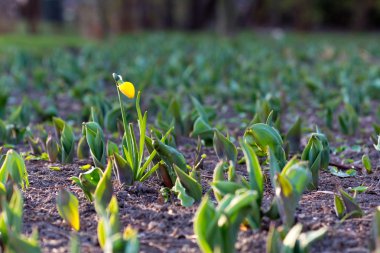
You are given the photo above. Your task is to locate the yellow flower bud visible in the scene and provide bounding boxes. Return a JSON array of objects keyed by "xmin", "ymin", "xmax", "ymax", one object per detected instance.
[{"xmin": 118, "ymin": 82, "xmax": 135, "ymax": 99}]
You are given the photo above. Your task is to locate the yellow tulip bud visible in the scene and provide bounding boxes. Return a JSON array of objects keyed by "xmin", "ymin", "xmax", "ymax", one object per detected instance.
[{"xmin": 118, "ymin": 82, "xmax": 135, "ymax": 99}]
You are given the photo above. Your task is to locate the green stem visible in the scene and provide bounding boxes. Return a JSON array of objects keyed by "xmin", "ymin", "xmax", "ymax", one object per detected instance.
[{"xmin": 115, "ymin": 82, "xmax": 128, "ymax": 136}]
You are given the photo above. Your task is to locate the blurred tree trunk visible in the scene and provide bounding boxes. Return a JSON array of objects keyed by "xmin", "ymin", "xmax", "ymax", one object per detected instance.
[
  {"xmin": 164, "ymin": 0, "xmax": 174, "ymax": 28},
  {"xmin": 188, "ymin": 0, "xmax": 204, "ymax": 29},
  {"xmin": 0, "ymin": 0, "xmax": 17, "ymax": 33},
  {"xmin": 216, "ymin": 0, "xmax": 235, "ymax": 35},
  {"xmin": 293, "ymin": 0, "xmax": 315, "ymax": 30},
  {"xmin": 18, "ymin": 0, "xmax": 41, "ymax": 34},
  {"xmin": 95, "ymin": 0, "xmax": 110, "ymax": 37},
  {"xmin": 352, "ymin": 0, "xmax": 372, "ymax": 30}
]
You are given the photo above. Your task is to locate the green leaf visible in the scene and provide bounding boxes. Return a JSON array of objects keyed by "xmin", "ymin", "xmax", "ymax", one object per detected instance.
[
  {"xmin": 69, "ymin": 232, "xmax": 80, "ymax": 253},
  {"xmin": 283, "ymin": 223, "xmax": 303, "ymax": 251},
  {"xmin": 240, "ymin": 140, "xmax": 263, "ymax": 203},
  {"xmin": 286, "ymin": 117, "xmax": 302, "ymax": 154},
  {"xmin": 328, "ymin": 167, "xmax": 356, "ymax": 178},
  {"xmin": 362, "ymin": 155, "xmax": 372, "ymax": 174},
  {"xmin": 153, "ymin": 138, "xmax": 188, "ymax": 173},
  {"xmin": 172, "ymin": 178, "xmax": 195, "ymax": 207},
  {"xmin": 339, "ymin": 189, "xmax": 363, "ymax": 218},
  {"xmin": 191, "ymin": 117, "xmax": 214, "ymax": 139},
  {"xmin": 83, "ymin": 122, "xmax": 106, "ymax": 169},
  {"xmin": 94, "ymin": 160, "xmax": 113, "ymax": 213},
  {"xmin": 71, "ymin": 167, "xmax": 103, "ymax": 202},
  {"xmin": 6, "ymin": 231, "xmax": 41, "ymax": 253},
  {"xmin": 193, "ymin": 196, "xmax": 215, "ymax": 253},
  {"xmin": 370, "ymin": 207, "xmax": 380, "ymax": 251},
  {"xmin": 80, "ymin": 164, "xmax": 91, "ymax": 171},
  {"xmin": 77, "ymin": 136, "xmax": 89, "ymax": 160},
  {"xmin": 173, "ymin": 164, "xmax": 202, "ymax": 202},
  {"xmin": 213, "ymin": 130, "xmax": 237, "ymax": 165},
  {"xmin": 298, "ymin": 227, "xmax": 327, "ymax": 251},
  {"xmin": 0, "ymin": 149, "xmax": 29, "ymax": 189},
  {"xmin": 61, "ymin": 123, "xmax": 75, "ymax": 164},
  {"xmin": 56, "ymin": 189, "xmax": 80, "ymax": 231},
  {"xmin": 211, "ymin": 181, "xmax": 244, "ymax": 197},
  {"xmin": 191, "ymin": 96, "xmax": 209, "ymax": 121},
  {"xmin": 46, "ymin": 135, "xmax": 60, "ymax": 162},
  {"xmin": 334, "ymin": 194, "xmax": 345, "ymax": 219},
  {"xmin": 112, "ymin": 152, "xmax": 133, "ymax": 185},
  {"xmin": 266, "ymin": 224, "xmax": 282, "ymax": 253}
]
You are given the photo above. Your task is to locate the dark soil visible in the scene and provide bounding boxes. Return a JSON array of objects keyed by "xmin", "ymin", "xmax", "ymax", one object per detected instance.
[
  {"xmin": 19, "ymin": 132, "xmax": 380, "ymax": 253},
  {"xmin": 15, "ymin": 86, "xmax": 380, "ymax": 253}
]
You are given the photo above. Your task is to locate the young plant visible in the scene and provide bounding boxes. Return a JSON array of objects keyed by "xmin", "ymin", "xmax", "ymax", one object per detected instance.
[
  {"xmin": 94, "ymin": 160, "xmax": 113, "ymax": 213},
  {"xmin": 148, "ymin": 134, "xmax": 186, "ymax": 181},
  {"xmin": 53, "ymin": 117, "xmax": 75, "ymax": 163},
  {"xmin": 284, "ymin": 117, "xmax": 302, "ymax": 155},
  {"xmin": 27, "ymin": 136, "xmax": 43, "ymax": 155},
  {"xmin": 334, "ymin": 189, "xmax": 363, "ymax": 220},
  {"xmin": 172, "ymin": 164, "xmax": 202, "ymax": 207},
  {"xmin": 83, "ymin": 122, "xmax": 106, "ymax": 169},
  {"xmin": 244, "ymin": 123, "xmax": 287, "ymax": 169},
  {"xmin": 0, "ymin": 149, "xmax": 29, "ymax": 189},
  {"xmin": 76, "ymin": 135, "xmax": 89, "ymax": 160},
  {"xmin": 213, "ymin": 129, "xmax": 237, "ymax": 166},
  {"xmin": 212, "ymin": 140, "xmax": 264, "ymax": 207},
  {"xmin": 71, "ymin": 167, "xmax": 103, "ymax": 202},
  {"xmin": 46, "ymin": 134, "xmax": 59, "ymax": 162},
  {"xmin": 362, "ymin": 154, "xmax": 372, "ymax": 174},
  {"xmin": 194, "ymin": 190, "xmax": 260, "ymax": 253},
  {"xmin": 338, "ymin": 104, "xmax": 359, "ymax": 135},
  {"xmin": 56, "ymin": 189, "xmax": 80, "ymax": 231},
  {"xmin": 273, "ymin": 155, "xmax": 311, "ymax": 228},
  {"xmin": 370, "ymin": 206, "xmax": 380, "ymax": 252},
  {"xmin": 111, "ymin": 73, "xmax": 169, "ymax": 185},
  {"xmin": 301, "ymin": 131, "xmax": 330, "ymax": 190},
  {"xmin": 267, "ymin": 223, "xmax": 327, "ymax": 253},
  {"xmin": 0, "ymin": 186, "xmax": 41, "ymax": 253},
  {"xmin": 97, "ymin": 196, "xmax": 139, "ymax": 253}
]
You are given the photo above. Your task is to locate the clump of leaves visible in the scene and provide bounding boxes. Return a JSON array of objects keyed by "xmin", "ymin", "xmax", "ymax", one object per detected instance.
[
  {"xmin": 56, "ymin": 188, "xmax": 80, "ymax": 231},
  {"xmin": 190, "ymin": 96, "xmax": 215, "ymax": 145},
  {"xmin": 301, "ymin": 131, "xmax": 330, "ymax": 190},
  {"xmin": 370, "ymin": 206, "xmax": 380, "ymax": 252},
  {"xmin": 109, "ymin": 89, "xmax": 171, "ymax": 186},
  {"xmin": 212, "ymin": 139, "xmax": 263, "ymax": 207},
  {"xmin": 244, "ymin": 122, "xmax": 287, "ymax": 169},
  {"xmin": 273, "ymin": 156, "xmax": 311, "ymax": 228},
  {"xmin": 46, "ymin": 134, "xmax": 59, "ymax": 162},
  {"xmin": 27, "ymin": 136, "xmax": 43, "ymax": 155},
  {"xmin": 93, "ymin": 160, "xmax": 113, "ymax": 213},
  {"xmin": 334, "ymin": 189, "xmax": 363, "ymax": 220},
  {"xmin": 213, "ymin": 129, "xmax": 237, "ymax": 166},
  {"xmin": 194, "ymin": 190, "xmax": 260, "ymax": 253},
  {"xmin": 53, "ymin": 117, "xmax": 75, "ymax": 163},
  {"xmin": 338, "ymin": 104, "xmax": 359, "ymax": 135},
  {"xmin": 284, "ymin": 117, "xmax": 302, "ymax": 155},
  {"xmin": 267, "ymin": 223, "xmax": 327, "ymax": 253},
  {"xmin": 362, "ymin": 154, "xmax": 372, "ymax": 174},
  {"xmin": 0, "ymin": 186, "xmax": 41, "ymax": 253},
  {"xmin": 172, "ymin": 164, "xmax": 202, "ymax": 207},
  {"xmin": 97, "ymin": 196, "xmax": 139, "ymax": 253},
  {"xmin": 70, "ymin": 167, "xmax": 103, "ymax": 202},
  {"xmin": 77, "ymin": 136, "xmax": 89, "ymax": 160},
  {"xmin": 83, "ymin": 121, "xmax": 106, "ymax": 169},
  {"xmin": 0, "ymin": 149, "xmax": 29, "ymax": 189}
]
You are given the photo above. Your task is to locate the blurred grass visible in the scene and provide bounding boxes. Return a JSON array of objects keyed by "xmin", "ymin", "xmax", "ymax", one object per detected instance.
[{"xmin": 0, "ymin": 34, "xmax": 94, "ymax": 52}]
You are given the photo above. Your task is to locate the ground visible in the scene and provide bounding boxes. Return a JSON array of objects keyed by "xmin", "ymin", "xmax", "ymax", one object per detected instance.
[{"xmin": 1, "ymin": 32, "xmax": 379, "ymax": 252}]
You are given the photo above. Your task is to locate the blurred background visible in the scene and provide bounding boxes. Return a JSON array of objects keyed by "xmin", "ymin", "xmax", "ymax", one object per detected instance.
[{"xmin": 1, "ymin": 0, "xmax": 380, "ymax": 38}]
